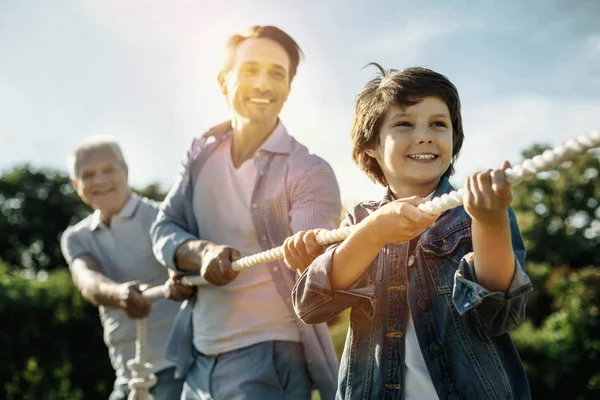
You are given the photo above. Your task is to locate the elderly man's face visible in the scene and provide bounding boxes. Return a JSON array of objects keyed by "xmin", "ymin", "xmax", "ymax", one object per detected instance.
[
  {"xmin": 72, "ymin": 148, "xmax": 129, "ymax": 217},
  {"xmin": 221, "ymin": 38, "xmax": 291, "ymax": 127}
]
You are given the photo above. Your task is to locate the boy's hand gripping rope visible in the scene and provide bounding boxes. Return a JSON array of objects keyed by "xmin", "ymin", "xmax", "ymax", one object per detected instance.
[{"xmin": 129, "ymin": 129, "xmax": 600, "ymax": 395}]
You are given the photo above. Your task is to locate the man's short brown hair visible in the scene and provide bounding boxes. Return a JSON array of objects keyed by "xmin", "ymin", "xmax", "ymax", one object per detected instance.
[
  {"xmin": 221, "ymin": 25, "xmax": 304, "ymax": 82},
  {"xmin": 351, "ymin": 64, "xmax": 465, "ymax": 186}
]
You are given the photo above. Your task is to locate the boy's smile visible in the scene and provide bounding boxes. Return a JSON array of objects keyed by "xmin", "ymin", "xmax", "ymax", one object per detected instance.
[{"xmin": 366, "ymin": 96, "xmax": 454, "ymax": 198}]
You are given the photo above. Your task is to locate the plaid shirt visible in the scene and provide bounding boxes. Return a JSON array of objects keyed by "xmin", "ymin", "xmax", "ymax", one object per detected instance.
[{"xmin": 151, "ymin": 121, "xmax": 341, "ymax": 400}]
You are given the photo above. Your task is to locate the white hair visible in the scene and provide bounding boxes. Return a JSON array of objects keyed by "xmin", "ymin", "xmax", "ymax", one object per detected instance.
[{"xmin": 68, "ymin": 135, "xmax": 127, "ymax": 178}]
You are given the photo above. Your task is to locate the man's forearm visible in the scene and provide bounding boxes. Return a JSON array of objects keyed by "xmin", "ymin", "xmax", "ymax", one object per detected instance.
[{"xmin": 174, "ymin": 239, "xmax": 210, "ymax": 271}]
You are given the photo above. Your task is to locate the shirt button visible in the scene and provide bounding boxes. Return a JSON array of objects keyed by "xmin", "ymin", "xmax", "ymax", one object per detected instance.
[
  {"xmin": 429, "ymin": 342, "xmax": 442, "ymax": 355},
  {"xmin": 418, "ymin": 298, "xmax": 430, "ymax": 310},
  {"xmin": 262, "ymin": 235, "xmax": 267, "ymax": 241},
  {"xmin": 407, "ymin": 255, "xmax": 416, "ymax": 266},
  {"xmin": 449, "ymin": 393, "xmax": 460, "ymax": 400},
  {"xmin": 252, "ymin": 203, "xmax": 258, "ymax": 209},
  {"xmin": 273, "ymin": 267, "xmax": 278, "ymax": 272}
]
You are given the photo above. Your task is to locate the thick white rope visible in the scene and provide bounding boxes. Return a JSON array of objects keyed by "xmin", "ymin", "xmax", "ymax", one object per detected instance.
[
  {"xmin": 128, "ymin": 129, "xmax": 600, "ymax": 391},
  {"xmin": 126, "ymin": 317, "xmax": 157, "ymax": 399}
]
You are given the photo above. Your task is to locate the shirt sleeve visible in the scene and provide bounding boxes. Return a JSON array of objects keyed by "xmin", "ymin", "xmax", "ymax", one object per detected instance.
[
  {"xmin": 292, "ymin": 209, "xmax": 378, "ymax": 324},
  {"xmin": 452, "ymin": 207, "xmax": 532, "ymax": 335},
  {"xmin": 60, "ymin": 227, "xmax": 93, "ymax": 267},
  {"xmin": 150, "ymin": 140, "xmax": 200, "ymax": 271},
  {"xmin": 288, "ymin": 156, "xmax": 342, "ymax": 232}
]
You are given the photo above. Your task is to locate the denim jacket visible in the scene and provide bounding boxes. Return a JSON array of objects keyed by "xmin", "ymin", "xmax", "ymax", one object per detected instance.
[
  {"xmin": 150, "ymin": 121, "xmax": 341, "ymax": 400},
  {"xmin": 292, "ymin": 178, "xmax": 532, "ymax": 400}
]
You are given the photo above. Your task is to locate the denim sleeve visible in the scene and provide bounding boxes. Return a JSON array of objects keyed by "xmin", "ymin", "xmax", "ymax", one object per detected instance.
[
  {"xmin": 292, "ymin": 213, "xmax": 378, "ymax": 325},
  {"xmin": 150, "ymin": 142, "xmax": 199, "ymax": 272},
  {"xmin": 452, "ymin": 207, "xmax": 532, "ymax": 335}
]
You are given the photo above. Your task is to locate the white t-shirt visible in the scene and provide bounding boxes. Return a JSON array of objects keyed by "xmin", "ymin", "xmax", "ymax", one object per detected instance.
[
  {"xmin": 191, "ymin": 134, "xmax": 299, "ymax": 355},
  {"xmin": 404, "ymin": 190, "xmax": 439, "ymax": 399}
]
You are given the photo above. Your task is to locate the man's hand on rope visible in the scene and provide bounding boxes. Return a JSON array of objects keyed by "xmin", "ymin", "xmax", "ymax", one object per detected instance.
[
  {"xmin": 283, "ymin": 229, "xmax": 327, "ymax": 274},
  {"xmin": 114, "ymin": 281, "xmax": 152, "ymax": 319},
  {"xmin": 163, "ymin": 270, "xmax": 197, "ymax": 301},
  {"xmin": 201, "ymin": 244, "xmax": 241, "ymax": 286},
  {"xmin": 175, "ymin": 240, "xmax": 241, "ymax": 286},
  {"xmin": 464, "ymin": 161, "xmax": 513, "ymax": 227}
]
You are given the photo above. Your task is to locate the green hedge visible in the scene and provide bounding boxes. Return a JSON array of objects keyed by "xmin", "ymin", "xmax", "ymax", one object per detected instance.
[
  {"xmin": 0, "ymin": 261, "xmax": 113, "ymax": 399},
  {"xmin": 512, "ymin": 264, "xmax": 600, "ymax": 399}
]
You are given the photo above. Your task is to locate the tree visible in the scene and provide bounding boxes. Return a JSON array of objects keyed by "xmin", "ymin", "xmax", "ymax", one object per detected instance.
[{"xmin": 511, "ymin": 145, "xmax": 600, "ymax": 268}]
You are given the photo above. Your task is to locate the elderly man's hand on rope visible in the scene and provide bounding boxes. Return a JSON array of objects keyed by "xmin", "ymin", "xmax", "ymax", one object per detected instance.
[
  {"xmin": 163, "ymin": 270, "xmax": 197, "ymax": 301},
  {"xmin": 115, "ymin": 281, "xmax": 153, "ymax": 319},
  {"xmin": 283, "ymin": 229, "xmax": 327, "ymax": 274}
]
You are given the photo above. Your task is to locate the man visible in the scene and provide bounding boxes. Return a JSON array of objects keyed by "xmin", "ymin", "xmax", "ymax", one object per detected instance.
[
  {"xmin": 151, "ymin": 25, "xmax": 341, "ymax": 399},
  {"xmin": 60, "ymin": 136, "xmax": 194, "ymax": 400}
]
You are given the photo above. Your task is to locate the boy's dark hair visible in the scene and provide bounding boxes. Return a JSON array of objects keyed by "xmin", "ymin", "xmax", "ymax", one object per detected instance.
[
  {"xmin": 351, "ymin": 64, "xmax": 465, "ymax": 186},
  {"xmin": 221, "ymin": 25, "xmax": 304, "ymax": 82}
]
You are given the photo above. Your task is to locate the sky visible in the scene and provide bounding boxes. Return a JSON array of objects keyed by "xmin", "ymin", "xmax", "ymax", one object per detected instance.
[{"xmin": 1, "ymin": 0, "xmax": 599, "ymax": 207}]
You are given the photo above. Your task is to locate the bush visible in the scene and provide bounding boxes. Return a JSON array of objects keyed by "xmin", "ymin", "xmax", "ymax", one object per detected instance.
[
  {"xmin": 513, "ymin": 265, "xmax": 600, "ymax": 399},
  {"xmin": 0, "ymin": 261, "xmax": 114, "ymax": 399}
]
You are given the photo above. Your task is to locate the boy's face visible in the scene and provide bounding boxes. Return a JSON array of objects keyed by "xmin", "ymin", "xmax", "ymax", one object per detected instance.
[
  {"xmin": 219, "ymin": 38, "xmax": 291, "ymax": 128},
  {"xmin": 366, "ymin": 96, "xmax": 454, "ymax": 195},
  {"xmin": 71, "ymin": 148, "xmax": 130, "ymax": 217}
]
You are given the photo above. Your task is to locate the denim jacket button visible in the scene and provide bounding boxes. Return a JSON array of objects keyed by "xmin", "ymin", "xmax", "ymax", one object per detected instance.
[
  {"xmin": 407, "ymin": 255, "xmax": 416, "ymax": 266},
  {"xmin": 418, "ymin": 298, "xmax": 430, "ymax": 310},
  {"xmin": 429, "ymin": 342, "xmax": 442, "ymax": 355}
]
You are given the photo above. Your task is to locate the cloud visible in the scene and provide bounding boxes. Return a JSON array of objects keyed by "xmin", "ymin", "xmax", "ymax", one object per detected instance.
[{"xmin": 367, "ymin": 17, "xmax": 485, "ymax": 60}]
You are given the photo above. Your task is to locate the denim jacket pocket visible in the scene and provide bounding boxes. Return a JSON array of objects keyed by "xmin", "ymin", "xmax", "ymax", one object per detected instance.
[{"xmin": 420, "ymin": 220, "xmax": 472, "ymax": 295}]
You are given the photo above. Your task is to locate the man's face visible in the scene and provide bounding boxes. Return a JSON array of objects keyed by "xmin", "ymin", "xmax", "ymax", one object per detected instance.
[
  {"xmin": 71, "ymin": 148, "xmax": 129, "ymax": 217},
  {"xmin": 220, "ymin": 38, "xmax": 291, "ymax": 126}
]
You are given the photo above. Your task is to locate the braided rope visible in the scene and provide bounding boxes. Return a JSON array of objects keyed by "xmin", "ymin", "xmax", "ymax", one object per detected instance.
[
  {"xmin": 129, "ymin": 130, "xmax": 600, "ymax": 392},
  {"xmin": 126, "ymin": 317, "xmax": 157, "ymax": 399}
]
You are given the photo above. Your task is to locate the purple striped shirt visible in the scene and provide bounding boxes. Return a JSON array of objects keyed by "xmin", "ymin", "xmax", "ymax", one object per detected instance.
[{"xmin": 151, "ymin": 120, "xmax": 341, "ymax": 400}]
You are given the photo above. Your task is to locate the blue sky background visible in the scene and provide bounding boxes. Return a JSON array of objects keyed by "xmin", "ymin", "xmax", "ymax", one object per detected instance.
[{"xmin": 1, "ymin": 0, "xmax": 599, "ymax": 206}]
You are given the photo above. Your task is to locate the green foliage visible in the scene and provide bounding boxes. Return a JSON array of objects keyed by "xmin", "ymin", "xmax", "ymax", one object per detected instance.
[
  {"xmin": 0, "ymin": 165, "xmax": 91, "ymax": 272},
  {"xmin": 0, "ymin": 260, "xmax": 114, "ymax": 399},
  {"xmin": 513, "ymin": 264, "xmax": 600, "ymax": 399},
  {"xmin": 512, "ymin": 146, "xmax": 600, "ymax": 267}
]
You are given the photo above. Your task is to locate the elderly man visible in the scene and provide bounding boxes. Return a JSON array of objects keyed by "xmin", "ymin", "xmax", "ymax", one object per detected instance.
[
  {"xmin": 60, "ymin": 136, "xmax": 194, "ymax": 400},
  {"xmin": 151, "ymin": 25, "xmax": 341, "ymax": 399}
]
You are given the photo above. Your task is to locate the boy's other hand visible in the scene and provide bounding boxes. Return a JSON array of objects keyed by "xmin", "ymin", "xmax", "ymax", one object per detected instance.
[{"xmin": 464, "ymin": 161, "xmax": 513, "ymax": 226}]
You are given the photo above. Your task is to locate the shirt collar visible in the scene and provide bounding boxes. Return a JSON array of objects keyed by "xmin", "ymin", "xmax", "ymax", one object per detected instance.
[
  {"xmin": 258, "ymin": 120, "xmax": 294, "ymax": 155},
  {"xmin": 89, "ymin": 192, "xmax": 139, "ymax": 231},
  {"xmin": 203, "ymin": 120, "xmax": 294, "ymax": 155}
]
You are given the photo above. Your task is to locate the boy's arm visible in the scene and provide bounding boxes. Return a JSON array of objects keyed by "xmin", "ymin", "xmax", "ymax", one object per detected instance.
[
  {"xmin": 456, "ymin": 164, "xmax": 531, "ymax": 335},
  {"xmin": 293, "ymin": 200, "xmax": 436, "ymax": 324}
]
